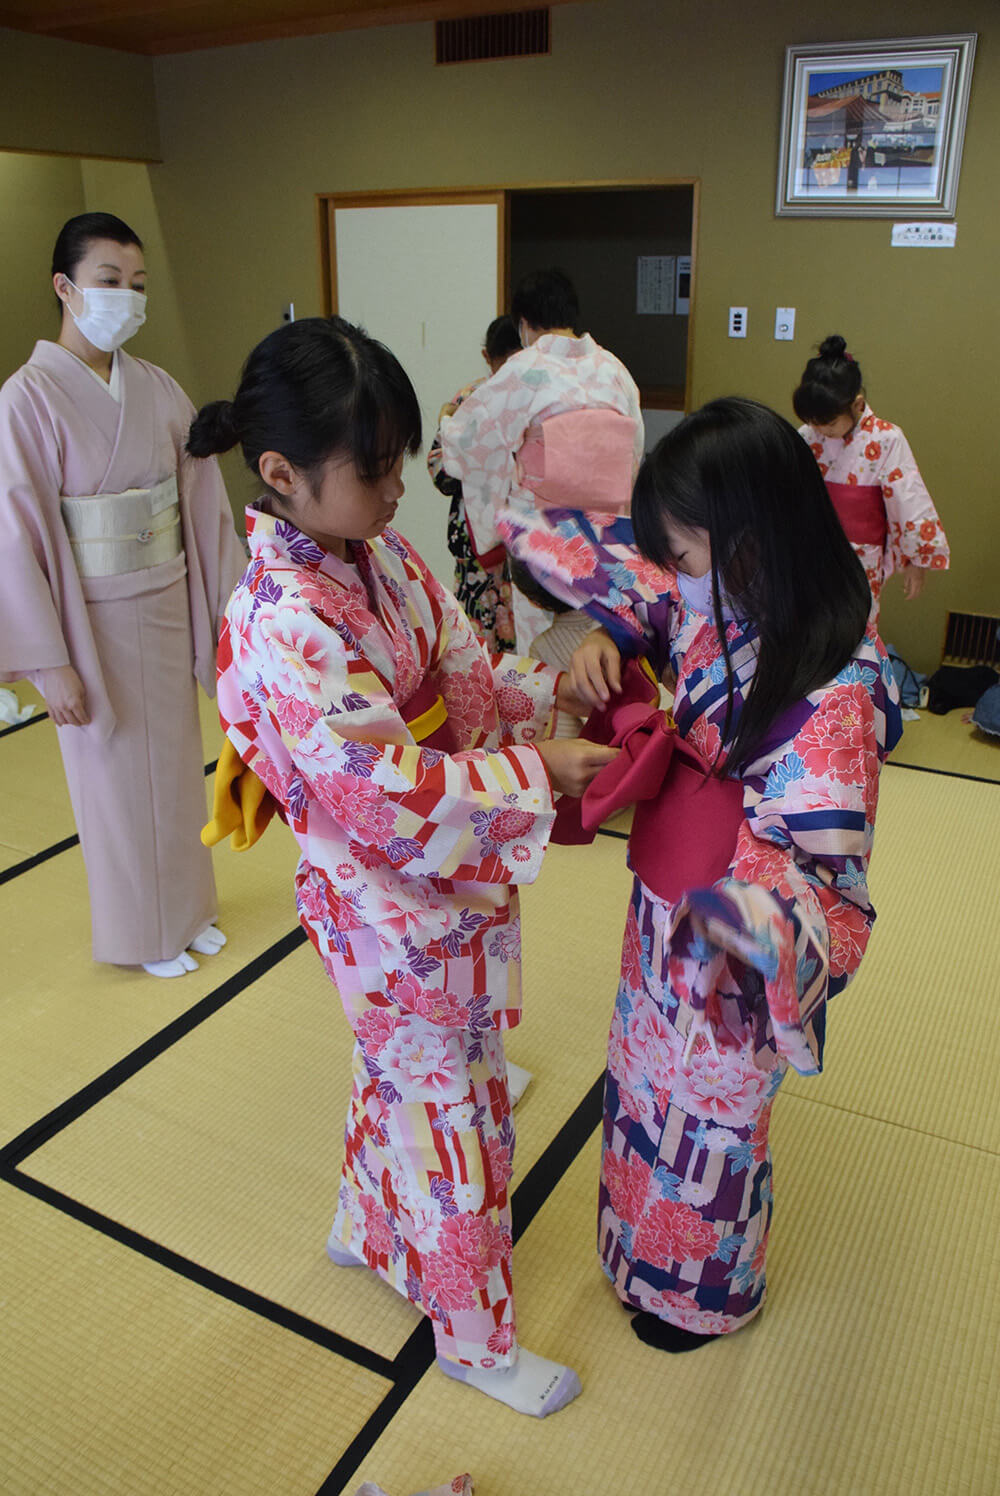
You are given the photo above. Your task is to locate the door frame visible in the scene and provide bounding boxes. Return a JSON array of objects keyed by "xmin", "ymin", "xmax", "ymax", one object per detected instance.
[{"xmin": 317, "ymin": 177, "xmax": 700, "ymax": 412}]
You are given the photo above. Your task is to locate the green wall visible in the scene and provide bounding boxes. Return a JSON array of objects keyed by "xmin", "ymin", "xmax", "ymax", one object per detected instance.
[
  {"xmin": 0, "ymin": 28, "xmax": 159, "ymax": 161},
  {"xmin": 0, "ymin": 152, "xmax": 85, "ymax": 376}
]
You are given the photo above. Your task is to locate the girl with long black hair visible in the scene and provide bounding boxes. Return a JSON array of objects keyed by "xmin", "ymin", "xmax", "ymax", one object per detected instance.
[{"xmin": 502, "ymin": 396, "xmax": 901, "ymax": 1352}]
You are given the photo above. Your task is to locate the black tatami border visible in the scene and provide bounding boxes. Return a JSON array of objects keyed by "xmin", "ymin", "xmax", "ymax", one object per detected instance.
[
  {"xmin": 0, "ymin": 710, "xmax": 49, "ymax": 738},
  {"xmin": 0, "ymin": 757, "xmax": 219, "ymax": 888}
]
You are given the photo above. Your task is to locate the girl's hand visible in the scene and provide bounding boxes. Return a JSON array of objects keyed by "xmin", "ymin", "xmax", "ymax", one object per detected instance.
[
  {"xmin": 570, "ymin": 628, "xmax": 622, "ymax": 709},
  {"xmin": 901, "ymin": 567, "xmax": 927, "ymax": 601},
  {"xmin": 555, "ymin": 671, "xmax": 593, "ymax": 722},
  {"xmin": 537, "ymin": 737, "xmax": 620, "ymax": 797},
  {"xmin": 38, "ymin": 664, "xmax": 89, "ymax": 726}
]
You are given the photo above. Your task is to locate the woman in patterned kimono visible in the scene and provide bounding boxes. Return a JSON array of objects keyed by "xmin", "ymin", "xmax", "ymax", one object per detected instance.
[
  {"xmin": 500, "ymin": 398, "xmax": 901, "ymax": 1352},
  {"xmin": 426, "ymin": 315, "xmax": 520, "ymax": 653},
  {"xmin": 0, "ymin": 212, "xmax": 244, "ymax": 977},
  {"xmin": 190, "ymin": 317, "xmax": 615, "ymax": 1414},
  {"xmin": 793, "ymin": 334, "xmax": 949, "ymax": 628},
  {"xmin": 437, "ymin": 268, "xmax": 644, "ymax": 652}
]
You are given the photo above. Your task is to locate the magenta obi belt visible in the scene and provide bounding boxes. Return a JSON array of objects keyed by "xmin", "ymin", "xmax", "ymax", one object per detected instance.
[
  {"xmin": 825, "ymin": 481, "xmax": 887, "ymax": 547},
  {"xmin": 203, "ymin": 675, "xmax": 454, "ymax": 851},
  {"xmin": 516, "ymin": 408, "xmax": 639, "ymax": 516},
  {"xmin": 551, "ymin": 660, "xmax": 745, "ymax": 903}
]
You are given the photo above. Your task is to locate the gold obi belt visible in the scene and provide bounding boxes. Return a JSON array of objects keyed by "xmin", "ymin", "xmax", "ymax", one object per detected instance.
[{"xmin": 61, "ymin": 474, "xmax": 182, "ymax": 578}]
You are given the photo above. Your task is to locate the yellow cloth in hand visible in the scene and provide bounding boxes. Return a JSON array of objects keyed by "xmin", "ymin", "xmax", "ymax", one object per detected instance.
[{"xmin": 201, "ymin": 738, "xmax": 277, "ymax": 851}]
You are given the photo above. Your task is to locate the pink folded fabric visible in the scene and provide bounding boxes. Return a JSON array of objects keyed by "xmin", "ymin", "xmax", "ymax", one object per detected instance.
[
  {"xmin": 552, "ymin": 659, "xmax": 745, "ymax": 903},
  {"xmin": 517, "ymin": 408, "xmax": 638, "ymax": 514}
]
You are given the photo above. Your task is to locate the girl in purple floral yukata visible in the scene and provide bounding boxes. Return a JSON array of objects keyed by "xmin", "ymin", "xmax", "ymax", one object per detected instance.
[
  {"xmin": 189, "ymin": 317, "xmax": 616, "ymax": 1415},
  {"xmin": 500, "ymin": 398, "xmax": 901, "ymax": 1353}
]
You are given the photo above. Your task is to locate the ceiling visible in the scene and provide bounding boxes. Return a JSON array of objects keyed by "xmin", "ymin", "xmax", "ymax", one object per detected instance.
[{"xmin": 0, "ymin": 0, "xmax": 557, "ymax": 56}]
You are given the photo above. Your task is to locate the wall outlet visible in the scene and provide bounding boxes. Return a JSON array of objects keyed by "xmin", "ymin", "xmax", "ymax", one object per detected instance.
[
  {"xmin": 728, "ymin": 306, "xmax": 747, "ymax": 338},
  {"xmin": 774, "ymin": 307, "xmax": 795, "ymax": 340},
  {"xmin": 282, "ymin": 302, "xmax": 295, "ymax": 323}
]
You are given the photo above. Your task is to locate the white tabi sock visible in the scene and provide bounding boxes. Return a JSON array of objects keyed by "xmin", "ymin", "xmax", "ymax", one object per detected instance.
[
  {"xmin": 142, "ymin": 950, "xmax": 199, "ymax": 979},
  {"xmin": 325, "ymin": 1221, "xmax": 364, "ymax": 1267},
  {"xmin": 506, "ymin": 1060, "xmax": 533, "ymax": 1106},
  {"xmin": 188, "ymin": 924, "xmax": 227, "ymax": 955},
  {"xmin": 436, "ymin": 1349, "xmax": 581, "ymax": 1418}
]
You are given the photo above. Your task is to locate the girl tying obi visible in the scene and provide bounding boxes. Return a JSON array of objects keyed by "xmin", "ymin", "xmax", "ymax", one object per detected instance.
[
  {"xmin": 500, "ymin": 397, "xmax": 902, "ymax": 1352},
  {"xmin": 793, "ymin": 334, "xmax": 949, "ymax": 629},
  {"xmin": 437, "ymin": 268, "xmax": 643, "ymax": 652},
  {"xmin": 0, "ymin": 212, "xmax": 244, "ymax": 977},
  {"xmin": 191, "ymin": 316, "xmax": 615, "ymax": 1414}
]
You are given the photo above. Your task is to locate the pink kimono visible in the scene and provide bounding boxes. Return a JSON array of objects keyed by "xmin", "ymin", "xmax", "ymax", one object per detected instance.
[
  {"xmin": 216, "ymin": 507, "xmax": 560, "ymax": 1367},
  {"xmin": 799, "ymin": 404, "xmax": 949, "ymax": 626},
  {"xmin": 0, "ymin": 340, "xmax": 245, "ymax": 963}
]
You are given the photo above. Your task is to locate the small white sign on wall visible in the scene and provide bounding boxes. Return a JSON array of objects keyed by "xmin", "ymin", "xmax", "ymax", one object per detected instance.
[
  {"xmin": 637, "ymin": 255, "xmax": 676, "ymax": 314},
  {"xmin": 891, "ymin": 222, "xmax": 957, "ymax": 248}
]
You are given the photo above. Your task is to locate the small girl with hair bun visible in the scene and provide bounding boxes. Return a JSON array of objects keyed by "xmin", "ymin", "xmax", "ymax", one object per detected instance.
[
  {"xmin": 189, "ymin": 315, "xmax": 616, "ymax": 1417},
  {"xmin": 793, "ymin": 334, "xmax": 949, "ymax": 628}
]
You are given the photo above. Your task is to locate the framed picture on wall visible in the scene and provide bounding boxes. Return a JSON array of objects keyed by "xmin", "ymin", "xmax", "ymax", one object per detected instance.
[{"xmin": 775, "ymin": 33, "xmax": 977, "ymax": 217}]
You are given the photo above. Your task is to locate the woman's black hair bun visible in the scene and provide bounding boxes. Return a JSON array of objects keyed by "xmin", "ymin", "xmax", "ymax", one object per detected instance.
[
  {"xmin": 818, "ymin": 334, "xmax": 848, "ymax": 361},
  {"xmin": 186, "ymin": 399, "xmax": 239, "ymax": 458}
]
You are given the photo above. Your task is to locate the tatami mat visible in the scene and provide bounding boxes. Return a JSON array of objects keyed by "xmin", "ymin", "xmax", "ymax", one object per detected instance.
[
  {"xmin": 21, "ymin": 838, "xmax": 633, "ymax": 1362},
  {"xmin": 0, "ymin": 1184, "xmax": 390, "ymax": 1496},
  {"xmin": 782, "ymin": 764, "xmax": 1000, "ymax": 1148},
  {"xmin": 4, "ymin": 695, "xmax": 998, "ymax": 1494},
  {"xmin": 0, "ymin": 830, "xmax": 300, "ymax": 1143},
  {"xmin": 346, "ymin": 1094, "xmax": 1000, "ymax": 1496},
  {"xmin": 890, "ymin": 708, "xmax": 1000, "ymax": 782}
]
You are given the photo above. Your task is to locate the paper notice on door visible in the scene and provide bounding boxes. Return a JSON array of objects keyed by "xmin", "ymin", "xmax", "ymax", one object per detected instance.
[{"xmin": 637, "ymin": 256, "xmax": 676, "ymax": 314}]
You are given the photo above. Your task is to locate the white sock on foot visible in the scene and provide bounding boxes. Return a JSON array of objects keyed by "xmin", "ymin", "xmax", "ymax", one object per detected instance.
[
  {"xmin": 189, "ymin": 924, "xmax": 226, "ymax": 955},
  {"xmin": 437, "ymin": 1348, "xmax": 581, "ymax": 1417},
  {"xmin": 506, "ymin": 1060, "xmax": 533, "ymax": 1106},
  {"xmin": 325, "ymin": 1222, "xmax": 363, "ymax": 1267},
  {"xmin": 142, "ymin": 950, "xmax": 198, "ymax": 979}
]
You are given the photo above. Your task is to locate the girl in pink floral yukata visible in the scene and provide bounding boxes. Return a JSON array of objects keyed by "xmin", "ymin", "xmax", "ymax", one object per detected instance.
[
  {"xmin": 188, "ymin": 317, "xmax": 616, "ymax": 1416},
  {"xmin": 793, "ymin": 334, "xmax": 949, "ymax": 630},
  {"xmin": 500, "ymin": 397, "xmax": 902, "ymax": 1353}
]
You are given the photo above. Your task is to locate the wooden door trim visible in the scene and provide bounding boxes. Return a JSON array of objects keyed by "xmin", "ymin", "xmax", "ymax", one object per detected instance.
[{"xmin": 317, "ymin": 178, "xmax": 701, "ymax": 405}]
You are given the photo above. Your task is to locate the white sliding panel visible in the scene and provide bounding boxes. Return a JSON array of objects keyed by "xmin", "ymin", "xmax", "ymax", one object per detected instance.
[{"xmin": 335, "ymin": 202, "xmax": 499, "ymax": 585}]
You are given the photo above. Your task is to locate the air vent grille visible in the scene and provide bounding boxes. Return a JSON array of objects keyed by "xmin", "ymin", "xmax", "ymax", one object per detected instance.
[
  {"xmin": 435, "ymin": 9, "xmax": 550, "ymax": 65},
  {"xmin": 941, "ymin": 610, "xmax": 1000, "ymax": 667}
]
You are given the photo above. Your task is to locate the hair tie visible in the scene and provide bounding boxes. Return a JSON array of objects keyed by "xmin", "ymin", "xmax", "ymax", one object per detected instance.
[{"xmin": 844, "ymin": 352, "xmax": 855, "ymax": 362}]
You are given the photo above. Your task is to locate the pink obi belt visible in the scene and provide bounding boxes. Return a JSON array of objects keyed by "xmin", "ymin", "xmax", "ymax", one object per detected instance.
[
  {"xmin": 825, "ymin": 481, "xmax": 887, "ymax": 547},
  {"xmin": 517, "ymin": 408, "xmax": 638, "ymax": 514},
  {"xmin": 551, "ymin": 660, "xmax": 744, "ymax": 904}
]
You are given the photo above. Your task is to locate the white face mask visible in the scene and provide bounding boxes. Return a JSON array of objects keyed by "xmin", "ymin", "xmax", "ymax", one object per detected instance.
[
  {"xmin": 66, "ymin": 280, "xmax": 146, "ymax": 352},
  {"xmin": 676, "ymin": 566, "xmax": 737, "ymax": 623}
]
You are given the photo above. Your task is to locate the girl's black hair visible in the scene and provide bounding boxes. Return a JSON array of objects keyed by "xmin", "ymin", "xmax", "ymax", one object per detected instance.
[
  {"xmin": 792, "ymin": 334, "xmax": 864, "ymax": 425},
  {"xmin": 510, "ymin": 268, "xmax": 579, "ymax": 333},
  {"xmin": 52, "ymin": 212, "xmax": 143, "ymax": 281},
  {"xmin": 484, "ymin": 314, "xmax": 521, "ymax": 362},
  {"xmin": 508, "ymin": 556, "xmax": 571, "ymax": 615},
  {"xmin": 632, "ymin": 396, "xmax": 870, "ymax": 772},
  {"xmin": 187, "ymin": 316, "xmax": 422, "ymax": 487}
]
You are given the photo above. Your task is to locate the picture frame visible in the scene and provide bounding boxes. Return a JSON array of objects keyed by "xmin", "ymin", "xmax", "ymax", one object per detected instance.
[{"xmin": 775, "ymin": 33, "xmax": 977, "ymax": 218}]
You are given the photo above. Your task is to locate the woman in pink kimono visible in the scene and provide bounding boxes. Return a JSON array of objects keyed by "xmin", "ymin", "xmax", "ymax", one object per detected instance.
[
  {"xmin": 793, "ymin": 334, "xmax": 949, "ymax": 628},
  {"xmin": 191, "ymin": 316, "xmax": 614, "ymax": 1414},
  {"xmin": 500, "ymin": 398, "xmax": 901, "ymax": 1353},
  {"xmin": 0, "ymin": 213, "xmax": 244, "ymax": 977},
  {"xmin": 437, "ymin": 269, "xmax": 644, "ymax": 652}
]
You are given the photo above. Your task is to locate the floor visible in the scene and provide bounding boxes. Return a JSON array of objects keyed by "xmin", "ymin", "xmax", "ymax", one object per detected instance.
[{"xmin": 1, "ymin": 684, "xmax": 997, "ymax": 1496}]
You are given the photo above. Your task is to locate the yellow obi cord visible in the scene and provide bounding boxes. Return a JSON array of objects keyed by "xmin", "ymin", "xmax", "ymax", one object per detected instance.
[
  {"xmin": 201, "ymin": 738, "xmax": 276, "ymax": 851},
  {"xmin": 406, "ymin": 692, "xmax": 447, "ymax": 742}
]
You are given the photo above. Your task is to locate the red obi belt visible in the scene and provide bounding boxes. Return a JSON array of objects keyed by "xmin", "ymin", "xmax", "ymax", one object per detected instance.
[
  {"xmin": 551, "ymin": 660, "xmax": 744, "ymax": 904},
  {"xmin": 825, "ymin": 481, "xmax": 887, "ymax": 547}
]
